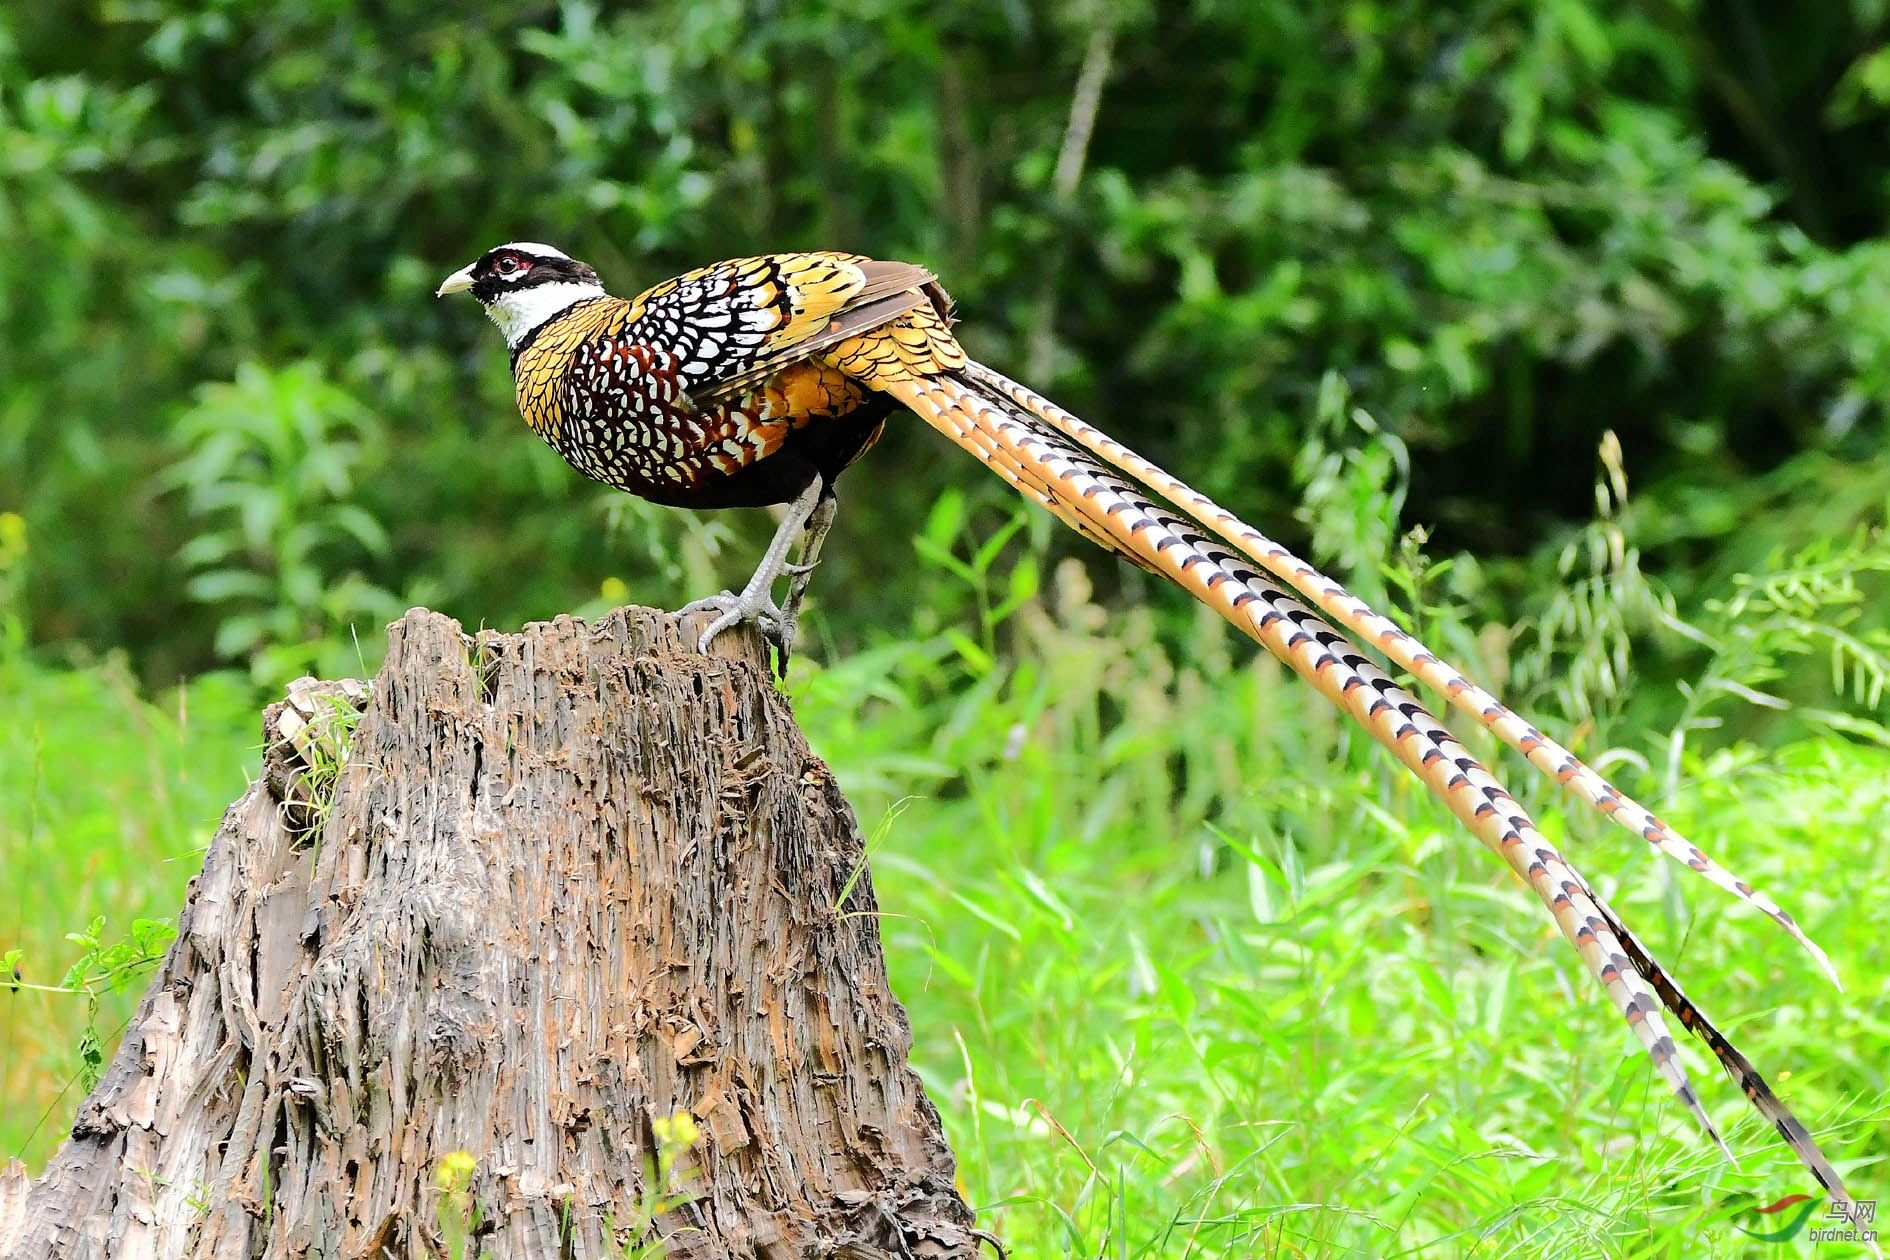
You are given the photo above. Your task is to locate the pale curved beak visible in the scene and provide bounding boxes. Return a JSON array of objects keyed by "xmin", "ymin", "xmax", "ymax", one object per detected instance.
[{"xmin": 435, "ymin": 263, "xmax": 477, "ymax": 297}]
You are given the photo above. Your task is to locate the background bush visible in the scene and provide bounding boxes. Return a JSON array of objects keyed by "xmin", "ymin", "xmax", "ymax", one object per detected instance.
[{"xmin": 3, "ymin": 0, "xmax": 1889, "ymax": 691}]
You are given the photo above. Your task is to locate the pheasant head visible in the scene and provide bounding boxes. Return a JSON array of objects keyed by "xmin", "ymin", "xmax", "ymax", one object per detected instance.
[{"xmin": 436, "ymin": 243, "xmax": 606, "ymax": 349}]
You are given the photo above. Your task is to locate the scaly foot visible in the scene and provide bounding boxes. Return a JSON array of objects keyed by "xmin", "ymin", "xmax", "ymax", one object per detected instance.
[
  {"xmin": 678, "ymin": 474, "xmax": 825, "ymax": 664},
  {"xmin": 680, "ymin": 588, "xmax": 787, "ymax": 653}
]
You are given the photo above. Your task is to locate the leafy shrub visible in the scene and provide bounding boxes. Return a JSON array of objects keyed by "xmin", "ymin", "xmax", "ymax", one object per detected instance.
[
  {"xmin": 1, "ymin": 2, "xmax": 1888, "ymax": 688},
  {"xmin": 163, "ymin": 360, "xmax": 403, "ymax": 684}
]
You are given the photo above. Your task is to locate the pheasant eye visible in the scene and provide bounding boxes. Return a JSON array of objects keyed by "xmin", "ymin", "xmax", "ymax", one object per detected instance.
[{"xmin": 496, "ymin": 254, "xmax": 528, "ymax": 276}]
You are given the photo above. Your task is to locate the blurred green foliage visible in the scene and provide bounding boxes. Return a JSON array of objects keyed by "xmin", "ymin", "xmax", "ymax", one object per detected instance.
[
  {"xmin": 163, "ymin": 359, "xmax": 403, "ymax": 680},
  {"xmin": 3, "ymin": 0, "xmax": 1890, "ymax": 691}
]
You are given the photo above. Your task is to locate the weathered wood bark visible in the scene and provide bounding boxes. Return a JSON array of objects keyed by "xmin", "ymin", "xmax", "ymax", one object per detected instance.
[{"xmin": 0, "ymin": 607, "xmax": 978, "ymax": 1259}]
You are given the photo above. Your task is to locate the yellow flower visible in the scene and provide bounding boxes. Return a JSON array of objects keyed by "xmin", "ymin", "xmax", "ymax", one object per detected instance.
[
  {"xmin": 653, "ymin": 1109, "xmax": 700, "ymax": 1149},
  {"xmin": 435, "ymin": 1150, "xmax": 477, "ymax": 1192}
]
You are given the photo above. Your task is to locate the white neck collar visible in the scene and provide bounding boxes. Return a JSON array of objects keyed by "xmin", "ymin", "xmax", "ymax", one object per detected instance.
[{"xmin": 489, "ymin": 280, "xmax": 607, "ymax": 349}]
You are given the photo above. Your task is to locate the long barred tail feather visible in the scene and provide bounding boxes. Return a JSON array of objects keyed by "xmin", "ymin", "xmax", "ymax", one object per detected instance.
[
  {"xmin": 960, "ymin": 360, "xmax": 1841, "ymax": 990},
  {"xmin": 877, "ymin": 366, "xmax": 1854, "ymax": 1203},
  {"xmin": 1592, "ymin": 880, "xmax": 1853, "ymax": 1198}
]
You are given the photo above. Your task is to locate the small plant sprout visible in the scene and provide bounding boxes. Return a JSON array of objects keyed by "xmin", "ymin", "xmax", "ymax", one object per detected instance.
[
  {"xmin": 608, "ymin": 1110, "xmax": 704, "ymax": 1258},
  {"xmin": 434, "ymin": 1149, "xmax": 481, "ymax": 1259}
]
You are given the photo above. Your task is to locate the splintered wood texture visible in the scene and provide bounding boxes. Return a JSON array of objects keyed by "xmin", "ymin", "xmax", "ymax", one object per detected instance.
[{"xmin": 0, "ymin": 608, "xmax": 975, "ymax": 1259}]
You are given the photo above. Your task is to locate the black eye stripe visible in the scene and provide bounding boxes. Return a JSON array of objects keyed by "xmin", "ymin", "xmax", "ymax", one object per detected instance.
[{"xmin": 471, "ymin": 247, "xmax": 598, "ymax": 297}]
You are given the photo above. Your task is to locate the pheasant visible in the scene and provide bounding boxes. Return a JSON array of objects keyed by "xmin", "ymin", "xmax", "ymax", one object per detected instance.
[{"xmin": 438, "ymin": 243, "xmax": 1858, "ymax": 1202}]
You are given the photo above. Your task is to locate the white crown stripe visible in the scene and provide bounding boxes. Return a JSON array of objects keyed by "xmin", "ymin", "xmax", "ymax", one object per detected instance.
[{"xmin": 493, "ymin": 242, "xmax": 573, "ymax": 260}]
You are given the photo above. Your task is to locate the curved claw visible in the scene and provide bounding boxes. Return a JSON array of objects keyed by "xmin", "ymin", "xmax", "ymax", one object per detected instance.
[
  {"xmin": 679, "ymin": 475, "xmax": 833, "ymax": 673},
  {"xmin": 680, "ymin": 589, "xmax": 788, "ymax": 653}
]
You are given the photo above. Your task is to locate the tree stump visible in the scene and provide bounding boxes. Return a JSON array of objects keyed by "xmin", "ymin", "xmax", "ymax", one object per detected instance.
[{"xmin": 0, "ymin": 607, "xmax": 978, "ymax": 1259}]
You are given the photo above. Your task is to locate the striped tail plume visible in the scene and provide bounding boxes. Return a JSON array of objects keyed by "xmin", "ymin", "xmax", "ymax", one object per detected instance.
[
  {"xmin": 962, "ymin": 362, "xmax": 1841, "ymax": 990},
  {"xmin": 877, "ymin": 366, "xmax": 1855, "ymax": 1202}
]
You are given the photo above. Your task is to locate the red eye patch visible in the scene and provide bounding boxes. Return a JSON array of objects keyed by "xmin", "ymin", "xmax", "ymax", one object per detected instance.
[{"xmin": 495, "ymin": 254, "xmax": 533, "ymax": 276}]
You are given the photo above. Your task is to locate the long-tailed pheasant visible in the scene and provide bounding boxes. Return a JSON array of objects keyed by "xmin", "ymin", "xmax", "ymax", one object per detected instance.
[{"xmin": 437, "ymin": 243, "xmax": 1859, "ymax": 1202}]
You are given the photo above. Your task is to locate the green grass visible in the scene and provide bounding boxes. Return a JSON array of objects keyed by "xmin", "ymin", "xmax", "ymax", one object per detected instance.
[
  {"xmin": 0, "ymin": 650, "xmax": 256, "ymax": 1154},
  {"xmin": 798, "ymin": 574, "xmax": 1888, "ymax": 1257},
  {"xmin": 2, "ymin": 581, "xmax": 1884, "ymax": 1257}
]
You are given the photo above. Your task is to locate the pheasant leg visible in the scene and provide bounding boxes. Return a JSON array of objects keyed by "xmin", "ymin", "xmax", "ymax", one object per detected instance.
[
  {"xmin": 681, "ymin": 474, "xmax": 825, "ymax": 658},
  {"xmin": 769, "ymin": 486, "xmax": 837, "ymax": 669}
]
